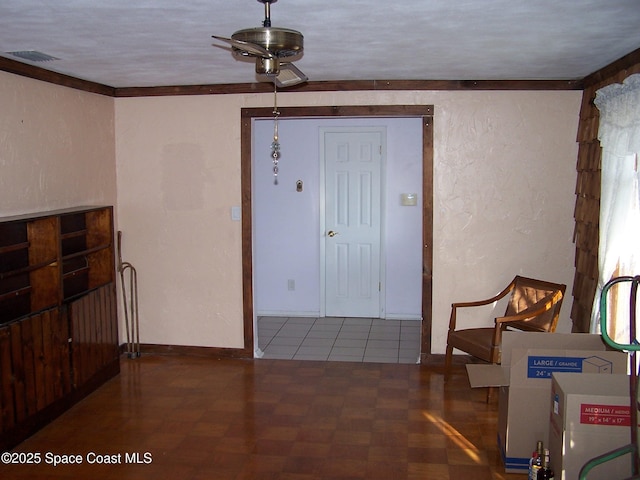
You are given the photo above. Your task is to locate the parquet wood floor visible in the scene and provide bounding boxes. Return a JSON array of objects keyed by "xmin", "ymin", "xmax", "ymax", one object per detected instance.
[{"xmin": 2, "ymin": 355, "xmax": 524, "ymax": 480}]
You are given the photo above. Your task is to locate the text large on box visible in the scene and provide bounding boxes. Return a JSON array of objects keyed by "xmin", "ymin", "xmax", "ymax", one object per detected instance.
[{"xmin": 527, "ymin": 355, "xmax": 613, "ymax": 379}]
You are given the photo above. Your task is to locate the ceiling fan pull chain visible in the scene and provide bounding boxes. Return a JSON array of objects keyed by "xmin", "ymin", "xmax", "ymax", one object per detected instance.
[{"xmin": 271, "ymin": 83, "xmax": 280, "ymax": 185}]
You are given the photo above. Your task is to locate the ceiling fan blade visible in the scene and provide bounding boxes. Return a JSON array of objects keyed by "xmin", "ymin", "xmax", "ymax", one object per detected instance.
[
  {"xmin": 273, "ymin": 63, "xmax": 308, "ymax": 88},
  {"xmin": 212, "ymin": 35, "xmax": 273, "ymax": 58}
]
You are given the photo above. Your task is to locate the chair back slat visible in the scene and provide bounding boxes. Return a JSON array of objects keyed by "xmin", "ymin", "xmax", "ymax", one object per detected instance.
[{"xmin": 504, "ymin": 276, "xmax": 565, "ymax": 332}]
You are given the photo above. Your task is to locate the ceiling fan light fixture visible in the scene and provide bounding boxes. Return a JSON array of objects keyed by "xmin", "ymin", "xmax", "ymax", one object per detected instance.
[
  {"xmin": 256, "ymin": 56, "xmax": 280, "ymax": 76},
  {"xmin": 213, "ymin": 0, "xmax": 306, "ymax": 85},
  {"xmin": 231, "ymin": 27, "xmax": 303, "ymax": 61},
  {"xmin": 274, "ymin": 63, "xmax": 308, "ymax": 87}
]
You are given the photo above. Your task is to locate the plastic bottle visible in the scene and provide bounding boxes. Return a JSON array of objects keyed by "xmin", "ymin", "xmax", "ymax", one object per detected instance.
[
  {"xmin": 529, "ymin": 441, "xmax": 544, "ymax": 480},
  {"xmin": 537, "ymin": 448, "xmax": 555, "ymax": 480}
]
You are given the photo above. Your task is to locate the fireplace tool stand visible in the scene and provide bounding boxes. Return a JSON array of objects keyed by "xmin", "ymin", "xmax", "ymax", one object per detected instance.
[{"xmin": 117, "ymin": 231, "xmax": 140, "ymax": 358}]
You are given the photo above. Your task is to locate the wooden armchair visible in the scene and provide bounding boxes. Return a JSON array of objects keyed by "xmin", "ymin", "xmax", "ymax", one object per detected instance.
[{"xmin": 445, "ymin": 275, "xmax": 566, "ymax": 373}]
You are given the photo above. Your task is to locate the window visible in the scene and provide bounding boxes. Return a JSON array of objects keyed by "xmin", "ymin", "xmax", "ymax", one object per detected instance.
[{"xmin": 591, "ymin": 74, "xmax": 640, "ymax": 344}]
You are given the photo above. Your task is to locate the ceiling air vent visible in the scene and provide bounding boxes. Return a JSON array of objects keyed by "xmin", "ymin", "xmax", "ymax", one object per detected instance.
[{"xmin": 6, "ymin": 50, "xmax": 59, "ymax": 62}]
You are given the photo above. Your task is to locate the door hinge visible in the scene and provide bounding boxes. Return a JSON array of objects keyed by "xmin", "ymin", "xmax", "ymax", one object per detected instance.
[{"xmin": 379, "ymin": 282, "xmax": 381, "ymax": 292}]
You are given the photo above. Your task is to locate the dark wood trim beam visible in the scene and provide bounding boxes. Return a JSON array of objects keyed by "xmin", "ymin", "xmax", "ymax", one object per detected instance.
[
  {"xmin": 241, "ymin": 105, "xmax": 433, "ymax": 119},
  {"xmin": 0, "ymin": 57, "xmax": 590, "ymax": 97},
  {"xmin": 114, "ymin": 82, "xmax": 276, "ymax": 97},
  {"xmin": 370, "ymin": 79, "xmax": 583, "ymax": 91},
  {"xmin": 582, "ymin": 47, "xmax": 640, "ymax": 89},
  {"xmin": 0, "ymin": 56, "xmax": 115, "ymax": 96},
  {"xmin": 14, "ymin": 48, "xmax": 640, "ymax": 98},
  {"xmin": 421, "ymin": 116, "xmax": 434, "ymax": 361},
  {"xmin": 240, "ymin": 114, "xmax": 255, "ymax": 356},
  {"xmin": 115, "ymin": 79, "xmax": 582, "ymax": 98}
]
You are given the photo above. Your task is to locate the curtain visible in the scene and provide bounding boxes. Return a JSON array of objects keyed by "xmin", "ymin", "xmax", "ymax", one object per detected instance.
[{"xmin": 591, "ymin": 73, "xmax": 640, "ymax": 341}]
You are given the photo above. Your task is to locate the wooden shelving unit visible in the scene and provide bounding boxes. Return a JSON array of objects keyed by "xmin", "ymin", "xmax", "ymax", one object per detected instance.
[{"xmin": 0, "ymin": 206, "xmax": 119, "ymax": 450}]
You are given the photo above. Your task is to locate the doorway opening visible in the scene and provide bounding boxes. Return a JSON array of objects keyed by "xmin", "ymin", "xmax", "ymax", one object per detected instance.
[{"xmin": 240, "ymin": 105, "xmax": 434, "ymax": 361}]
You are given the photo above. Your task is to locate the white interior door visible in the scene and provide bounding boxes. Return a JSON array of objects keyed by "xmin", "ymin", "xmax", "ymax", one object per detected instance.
[{"xmin": 322, "ymin": 128, "xmax": 384, "ymax": 318}]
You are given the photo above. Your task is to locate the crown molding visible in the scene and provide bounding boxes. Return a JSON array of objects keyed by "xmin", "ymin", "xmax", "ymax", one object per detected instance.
[
  {"xmin": 0, "ymin": 56, "xmax": 115, "ymax": 96},
  {"xmin": 11, "ymin": 49, "xmax": 640, "ymax": 97}
]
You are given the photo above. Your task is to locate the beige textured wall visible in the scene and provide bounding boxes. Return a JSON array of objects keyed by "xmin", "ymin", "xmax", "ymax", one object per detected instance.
[
  {"xmin": 0, "ymin": 71, "xmax": 116, "ymax": 215},
  {"xmin": 115, "ymin": 89, "xmax": 582, "ymax": 353},
  {"xmin": 0, "ymin": 70, "xmax": 587, "ymax": 354},
  {"xmin": 0, "ymin": 71, "xmax": 581, "ymax": 354}
]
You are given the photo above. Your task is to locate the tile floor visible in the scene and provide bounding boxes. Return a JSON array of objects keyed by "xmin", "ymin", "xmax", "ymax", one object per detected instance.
[{"xmin": 257, "ymin": 316, "xmax": 421, "ymax": 363}]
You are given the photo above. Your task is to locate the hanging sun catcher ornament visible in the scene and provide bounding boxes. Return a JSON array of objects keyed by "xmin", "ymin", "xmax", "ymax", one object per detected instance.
[{"xmin": 270, "ymin": 83, "xmax": 280, "ymax": 185}]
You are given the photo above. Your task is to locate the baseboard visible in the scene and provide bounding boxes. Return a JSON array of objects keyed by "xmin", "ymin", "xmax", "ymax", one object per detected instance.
[
  {"xmin": 384, "ymin": 314, "xmax": 422, "ymax": 321},
  {"xmin": 257, "ymin": 312, "xmax": 422, "ymax": 320},
  {"xmin": 122, "ymin": 345, "xmax": 483, "ymax": 367},
  {"xmin": 256, "ymin": 310, "xmax": 319, "ymax": 317},
  {"xmin": 132, "ymin": 343, "xmax": 253, "ymax": 359},
  {"xmin": 421, "ymin": 353, "xmax": 488, "ymax": 366}
]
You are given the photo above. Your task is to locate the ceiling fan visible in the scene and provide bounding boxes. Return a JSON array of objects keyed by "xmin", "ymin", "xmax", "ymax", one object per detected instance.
[{"xmin": 212, "ymin": 0, "xmax": 307, "ymax": 88}]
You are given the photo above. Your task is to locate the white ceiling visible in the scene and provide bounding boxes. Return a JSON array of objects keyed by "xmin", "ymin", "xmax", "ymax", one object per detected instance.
[{"xmin": 0, "ymin": 0, "xmax": 639, "ymax": 89}]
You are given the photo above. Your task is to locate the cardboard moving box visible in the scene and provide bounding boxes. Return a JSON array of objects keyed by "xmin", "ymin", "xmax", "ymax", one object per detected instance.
[
  {"xmin": 549, "ymin": 372, "xmax": 635, "ymax": 480},
  {"xmin": 466, "ymin": 332, "xmax": 628, "ymax": 473}
]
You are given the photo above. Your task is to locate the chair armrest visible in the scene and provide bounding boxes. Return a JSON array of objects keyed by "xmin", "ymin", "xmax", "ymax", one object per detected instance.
[
  {"xmin": 451, "ymin": 278, "xmax": 517, "ymax": 310},
  {"xmin": 448, "ymin": 279, "xmax": 518, "ymax": 330},
  {"xmin": 452, "ymin": 298, "xmax": 502, "ymax": 309}
]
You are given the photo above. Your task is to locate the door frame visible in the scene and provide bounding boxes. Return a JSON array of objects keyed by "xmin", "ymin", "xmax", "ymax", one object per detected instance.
[
  {"xmin": 320, "ymin": 126, "xmax": 387, "ymax": 318},
  {"xmin": 240, "ymin": 105, "xmax": 434, "ymax": 361}
]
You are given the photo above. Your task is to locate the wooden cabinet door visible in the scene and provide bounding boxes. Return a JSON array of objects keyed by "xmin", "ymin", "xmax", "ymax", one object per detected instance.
[
  {"xmin": 69, "ymin": 284, "xmax": 118, "ymax": 388},
  {"xmin": 0, "ymin": 308, "xmax": 71, "ymax": 436}
]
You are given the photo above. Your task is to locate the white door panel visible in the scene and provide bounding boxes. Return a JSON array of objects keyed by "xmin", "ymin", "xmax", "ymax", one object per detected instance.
[{"xmin": 323, "ymin": 128, "xmax": 384, "ymax": 317}]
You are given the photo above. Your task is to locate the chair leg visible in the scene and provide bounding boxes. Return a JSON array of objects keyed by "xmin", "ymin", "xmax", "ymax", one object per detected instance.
[
  {"xmin": 444, "ymin": 344, "xmax": 453, "ymax": 378},
  {"xmin": 486, "ymin": 386, "xmax": 496, "ymax": 403}
]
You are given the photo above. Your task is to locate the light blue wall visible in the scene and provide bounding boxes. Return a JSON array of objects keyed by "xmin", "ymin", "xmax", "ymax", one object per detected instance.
[{"xmin": 253, "ymin": 116, "xmax": 423, "ymax": 319}]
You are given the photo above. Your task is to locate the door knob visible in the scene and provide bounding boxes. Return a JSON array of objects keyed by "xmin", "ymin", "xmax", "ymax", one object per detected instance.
[{"xmin": 327, "ymin": 230, "xmax": 338, "ymax": 237}]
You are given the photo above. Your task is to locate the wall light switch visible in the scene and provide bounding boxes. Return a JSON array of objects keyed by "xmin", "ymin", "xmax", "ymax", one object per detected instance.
[
  {"xmin": 400, "ymin": 193, "xmax": 418, "ymax": 206},
  {"xmin": 231, "ymin": 206, "xmax": 241, "ymax": 221}
]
